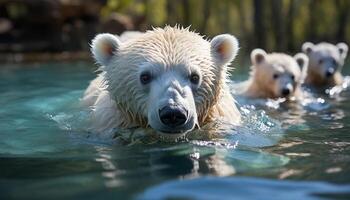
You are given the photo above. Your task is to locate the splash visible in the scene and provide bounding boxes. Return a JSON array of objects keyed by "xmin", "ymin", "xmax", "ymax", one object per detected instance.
[
  {"xmin": 326, "ymin": 76, "xmax": 350, "ymax": 98},
  {"xmin": 50, "ymin": 101, "xmax": 284, "ymax": 150},
  {"xmin": 231, "ymin": 105, "xmax": 284, "ymax": 147}
]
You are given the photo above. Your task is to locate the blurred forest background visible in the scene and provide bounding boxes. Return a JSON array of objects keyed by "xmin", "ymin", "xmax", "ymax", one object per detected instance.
[{"xmin": 0, "ymin": 0, "xmax": 349, "ymax": 62}]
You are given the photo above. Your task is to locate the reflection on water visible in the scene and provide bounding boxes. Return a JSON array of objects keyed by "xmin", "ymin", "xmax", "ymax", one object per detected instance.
[
  {"xmin": 95, "ymin": 146, "xmax": 124, "ymax": 188},
  {"xmin": 1, "ymin": 63, "xmax": 350, "ymax": 200},
  {"xmin": 90, "ymin": 139, "xmax": 290, "ymax": 191}
]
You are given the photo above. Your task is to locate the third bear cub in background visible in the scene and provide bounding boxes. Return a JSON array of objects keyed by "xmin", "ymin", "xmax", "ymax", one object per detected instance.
[
  {"xmin": 237, "ymin": 49, "xmax": 309, "ymax": 100},
  {"xmin": 302, "ymin": 42, "xmax": 348, "ymax": 87}
]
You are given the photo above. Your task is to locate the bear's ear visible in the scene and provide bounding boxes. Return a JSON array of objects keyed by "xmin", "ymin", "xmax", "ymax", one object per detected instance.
[
  {"xmin": 91, "ymin": 33, "xmax": 121, "ymax": 66},
  {"xmin": 250, "ymin": 48, "xmax": 267, "ymax": 65},
  {"xmin": 301, "ymin": 42, "xmax": 314, "ymax": 54},
  {"xmin": 210, "ymin": 34, "xmax": 239, "ymax": 66},
  {"xmin": 337, "ymin": 42, "xmax": 348, "ymax": 59},
  {"xmin": 294, "ymin": 53, "xmax": 309, "ymax": 83}
]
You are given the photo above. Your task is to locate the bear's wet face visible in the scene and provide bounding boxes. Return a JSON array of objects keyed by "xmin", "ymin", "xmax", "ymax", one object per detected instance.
[
  {"xmin": 271, "ymin": 72, "xmax": 295, "ymax": 97},
  {"xmin": 320, "ymin": 57, "xmax": 338, "ymax": 78},
  {"xmin": 250, "ymin": 49, "xmax": 308, "ymax": 99},
  {"xmin": 145, "ymin": 64, "xmax": 199, "ymax": 135},
  {"xmin": 312, "ymin": 56, "xmax": 339, "ymax": 80},
  {"xmin": 89, "ymin": 28, "xmax": 240, "ymax": 137},
  {"xmin": 302, "ymin": 42, "xmax": 348, "ymax": 85},
  {"xmin": 269, "ymin": 65, "xmax": 297, "ymax": 98}
]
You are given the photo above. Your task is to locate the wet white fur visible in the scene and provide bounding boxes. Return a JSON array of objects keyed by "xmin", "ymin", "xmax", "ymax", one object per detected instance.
[
  {"xmin": 83, "ymin": 26, "xmax": 241, "ymax": 134},
  {"xmin": 237, "ymin": 48, "xmax": 308, "ymax": 99},
  {"xmin": 302, "ymin": 42, "xmax": 348, "ymax": 86}
]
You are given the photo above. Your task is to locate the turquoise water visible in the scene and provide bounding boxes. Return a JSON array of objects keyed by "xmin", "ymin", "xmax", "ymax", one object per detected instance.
[{"xmin": 1, "ymin": 62, "xmax": 350, "ymax": 200}]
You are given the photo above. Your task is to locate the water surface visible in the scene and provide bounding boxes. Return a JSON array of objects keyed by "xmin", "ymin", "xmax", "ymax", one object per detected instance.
[{"xmin": 0, "ymin": 62, "xmax": 349, "ymax": 200}]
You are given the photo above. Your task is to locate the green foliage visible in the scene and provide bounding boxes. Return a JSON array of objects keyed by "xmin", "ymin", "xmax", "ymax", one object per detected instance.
[{"xmin": 101, "ymin": 0, "xmax": 349, "ymax": 54}]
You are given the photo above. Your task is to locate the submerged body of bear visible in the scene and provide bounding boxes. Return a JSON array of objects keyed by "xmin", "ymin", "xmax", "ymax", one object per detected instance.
[
  {"xmin": 302, "ymin": 42, "xmax": 348, "ymax": 87},
  {"xmin": 235, "ymin": 49, "xmax": 308, "ymax": 100},
  {"xmin": 82, "ymin": 26, "xmax": 241, "ymax": 138}
]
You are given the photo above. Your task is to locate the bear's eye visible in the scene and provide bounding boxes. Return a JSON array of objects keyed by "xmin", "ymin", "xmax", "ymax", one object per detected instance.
[
  {"xmin": 190, "ymin": 73, "xmax": 200, "ymax": 85},
  {"xmin": 291, "ymin": 75, "xmax": 295, "ymax": 81},
  {"xmin": 140, "ymin": 72, "xmax": 152, "ymax": 85},
  {"xmin": 273, "ymin": 74, "xmax": 279, "ymax": 79}
]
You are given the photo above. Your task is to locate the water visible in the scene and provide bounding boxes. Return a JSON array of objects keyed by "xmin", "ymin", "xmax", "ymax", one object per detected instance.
[{"xmin": 0, "ymin": 62, "xmax": 350, "ymax": 200}]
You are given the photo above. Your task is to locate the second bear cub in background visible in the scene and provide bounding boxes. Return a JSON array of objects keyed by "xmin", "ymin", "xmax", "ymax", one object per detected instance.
[
  {"xmin": 237, "ymin": 49, "xmax": 309, "ymax": 100},
  {"xmin": 302, "ymin": 42, "xmax": 348, "ymax": 87}
]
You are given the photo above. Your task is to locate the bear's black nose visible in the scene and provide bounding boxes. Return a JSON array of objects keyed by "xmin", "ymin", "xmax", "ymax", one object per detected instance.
[
  {"xmin": 325, "ymin": 68, "xmax": 334, "ymax": 78},
  {"xmin": 159, "ymin": 106, "xmax": 187, "ymax": 127},
  {"xmin": 281, "ymin": 88, "xmax": 291, "ymax": 96}
]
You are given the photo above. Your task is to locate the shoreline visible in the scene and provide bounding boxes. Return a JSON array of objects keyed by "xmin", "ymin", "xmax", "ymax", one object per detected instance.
[{"xmin": 0, "ymin": 51, "xmax": 91, "ymax": 63}]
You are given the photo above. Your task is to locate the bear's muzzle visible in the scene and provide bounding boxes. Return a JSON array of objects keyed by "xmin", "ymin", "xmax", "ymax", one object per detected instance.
[{"xmin": 159, "ymin": 105, "xmax": 188, "ymax": 128}]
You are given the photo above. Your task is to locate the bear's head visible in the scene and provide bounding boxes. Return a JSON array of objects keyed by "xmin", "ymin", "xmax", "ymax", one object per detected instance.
[
  {"xmin": 302, "ymin": 42, "xmax": 348, "ymax": 85},
  {"xmin": 91, "ymin": 26, "xmax": 239, "ymax": 136},
  {"xmin": 250, "ymin": 49, "xmax": 308, "ymax": 99}
]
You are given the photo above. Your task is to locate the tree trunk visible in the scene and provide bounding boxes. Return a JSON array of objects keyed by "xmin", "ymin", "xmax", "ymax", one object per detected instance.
[
  {"xmin": 200, "ymin": 0, "xmax": 211, "ymax": 33},
  {"xmin": 271, "ymin": 0, "xmax": 286, "ymax": 51},
  {"xmin": 253, "ymin": 0, "xmax": 266, "ymax": 49},
  {"xmin": 335, "ymin": 0, "xmax": 349, "ymax": 42},
  {"xmin": 182, "ymin": 0, "xmax": 191, "ymax": 27},
  {"xmin": 286, "ymin": 0, "xmax": 296, "ymax": 51},
  {"xmin": 166, "ymin": 0, "xmax": 176, "ymax": 25},
  {"xmin": 307, "ymin": 0, "xmax": 318, "ymax": 41}
]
